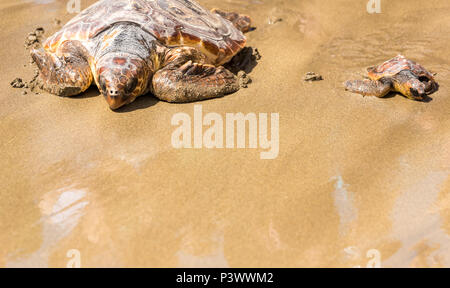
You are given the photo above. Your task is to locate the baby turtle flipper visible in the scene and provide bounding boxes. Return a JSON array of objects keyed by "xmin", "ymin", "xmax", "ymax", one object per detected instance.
[
  {"xmin": 211, "ymin": 8, "xmax": 252, "ymax": 33},
  {"xmin": 31, "ymin": 41, "xmax": 93, "ymax": 97},
  {"xmin": 344, "ymin": 78, "xmax": 392, "ymax": 98}
]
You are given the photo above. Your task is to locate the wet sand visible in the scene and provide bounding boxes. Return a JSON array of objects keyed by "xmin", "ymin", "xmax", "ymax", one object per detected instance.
[{"xmin": 0, "ymin": 0, "xmax": 449, "ymax": 267}]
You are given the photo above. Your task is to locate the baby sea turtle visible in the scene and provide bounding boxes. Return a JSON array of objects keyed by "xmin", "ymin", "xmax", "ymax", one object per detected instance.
[
  {"xmin": 31, "ymin": 0, "xmax": 251, "ymax": 109},
  {"xmin": 344, "ymin": 55, "xmax": 437, "ymax": 101}
]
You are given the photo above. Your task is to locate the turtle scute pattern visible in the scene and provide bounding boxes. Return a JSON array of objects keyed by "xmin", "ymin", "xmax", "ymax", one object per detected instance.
[
  {"xmin": 368, "ymin": 55, "xmax": 435, "ymax": 81},
  {"xmin": 44, "ymin": 0, "xmax": 246, "ymax": 65}
]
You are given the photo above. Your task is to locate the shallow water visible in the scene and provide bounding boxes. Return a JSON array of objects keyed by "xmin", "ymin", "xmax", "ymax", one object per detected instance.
[{"xmin": 0, "ymin": 0, "xmax": 449, "ymax": 267}]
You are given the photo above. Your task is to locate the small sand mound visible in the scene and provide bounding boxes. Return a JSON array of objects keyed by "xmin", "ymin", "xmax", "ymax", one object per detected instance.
[
  {"xmin": 304, "ymin": 72, "xmax": 323, "ymax": 82},
  {"xmin": 25, "ymin": 27, "xmax": 45, "ymax": 49},
  {"xmin": 10, "ymin": 78, "xmax": 26, "ymax": 88}
]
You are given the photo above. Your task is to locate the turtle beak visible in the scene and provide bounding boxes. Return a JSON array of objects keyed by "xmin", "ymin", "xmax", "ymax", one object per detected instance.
[
  {"xmin": 104, "ymin": 89, "xmax": 128, "ymax": 110},
  {"xmin": 106, "ymin": 96, "xmax": 124, "ymax": 110}
]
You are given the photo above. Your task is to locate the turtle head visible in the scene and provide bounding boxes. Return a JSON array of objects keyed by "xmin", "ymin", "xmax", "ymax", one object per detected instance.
[
  {"xmin": 97, "ymin": 54, "xmax": 151, "ymax": 110},
  {"xmin": 395, "ymin": 70, "xmax": 427, "ymax": 101},
  {"xmin": 404, "ymin": 78, "xmax": 427, "ymax": 101}
]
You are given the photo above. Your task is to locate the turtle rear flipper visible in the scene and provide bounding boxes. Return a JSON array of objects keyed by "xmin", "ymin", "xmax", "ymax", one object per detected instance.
[
  {"xmin": 344, "ymin": 78, "xmax": 392, "ymax": 98},
  {"xmin": 31, "ymin": 41, "xmax": 93, "ymax": 97},
  {"xmin": 211, "ymin": 8, "xmax": 252, "ymax": 33}
]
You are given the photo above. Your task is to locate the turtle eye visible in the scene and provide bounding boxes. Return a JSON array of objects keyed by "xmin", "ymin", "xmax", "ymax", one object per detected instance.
[
  {"xmin": 410, "ymin": 88, "xmax": 419, "ymax": 97},
  {"xmin": 418, "ymin": 76, "xmax": 430, "ymax": 83},
  {"xmin": 410, "ymin": 88, "xmax": 424, "ymax": 100},
  {"xmin": 99, "ymin": 78, "xmax": 107, "ymax": 93},
  {"xmin": 125, "ymin": 77, "xmax": 138, "ymax": 95}
]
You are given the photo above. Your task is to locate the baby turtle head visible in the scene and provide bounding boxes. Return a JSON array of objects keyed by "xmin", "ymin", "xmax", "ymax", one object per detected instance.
[
  {"xmin": 406, "ymin": 79, "xmax": 427, "ymax": 100},
  {"xmin": 97, "ymin": 53, "xmax": 151, "ymax": 110},
  {"xmin": 393, "ymin": 70, "xmax": 429, "ymax": 101}
]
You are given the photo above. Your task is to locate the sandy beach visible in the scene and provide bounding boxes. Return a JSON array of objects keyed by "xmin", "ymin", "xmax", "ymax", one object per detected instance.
[{"xmin": 0, "ymin": 0, "xmax": 449, "ymax": 267}]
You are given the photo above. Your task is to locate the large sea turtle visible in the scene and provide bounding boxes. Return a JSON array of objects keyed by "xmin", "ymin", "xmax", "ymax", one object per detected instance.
[
  {"xmin": 344, "ymin": 55, "xmax": 437, "ymax": 101},
  {"xmin": 31, "ymin": 0, "xmax": 251, "ymax": 109}
]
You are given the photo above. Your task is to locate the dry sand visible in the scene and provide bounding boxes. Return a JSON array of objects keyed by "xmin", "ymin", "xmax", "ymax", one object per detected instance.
[{"xmin": 0, "ymin": 0, "xmax": 449, "ymax": 267}]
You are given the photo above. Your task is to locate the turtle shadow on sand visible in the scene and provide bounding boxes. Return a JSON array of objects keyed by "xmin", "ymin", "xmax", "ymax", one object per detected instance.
[
  {"xmin": 115, "ymin": 95, "xmax": 159, "ymax": 112},
  {"xmin": 68, "ymin": 86, "xmax": 159, "ymax": 112},
  {"xmin": 225, "ymin": 46, "xmax": 260, "ymax": 74},
  {"xmin": 378, "ymin": 91, "xmax": 432, "ymax": 103},
  {"xmin": 72, "ymin": 86, "xmax": 101, "ymax": 99},
  {"xmin": 59, "ymin": 85, "xmax": 158, "ymax": 112},
  {"xmin": 424, "ymin": 81, "xmax": 440, "ymax": 102}
]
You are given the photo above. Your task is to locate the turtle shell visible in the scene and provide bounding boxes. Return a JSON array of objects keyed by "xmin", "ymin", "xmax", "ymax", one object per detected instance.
[
  {"xmin": 367, "ymin": 55, "xmax": 435, "ymax": 81},
  {"xmin": 44, "ymin": 0, "xmax": 246, "ymax": 65}
]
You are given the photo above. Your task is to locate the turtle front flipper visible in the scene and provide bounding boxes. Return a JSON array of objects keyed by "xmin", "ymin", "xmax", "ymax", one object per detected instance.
[
  {"xmin": 31, "ymin": 41, "xmax": 93, "ymax": 97},
  {"xmin": 152, "ymin": 47, "xmax": 239, "ymax": 103},
  {"xmin": 344, "ymin": 78, "xmax": 392, "ymax": 98},
  {"xmin": 211, "ymin": 8, "xmax": 252, "ymax": 33}
]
